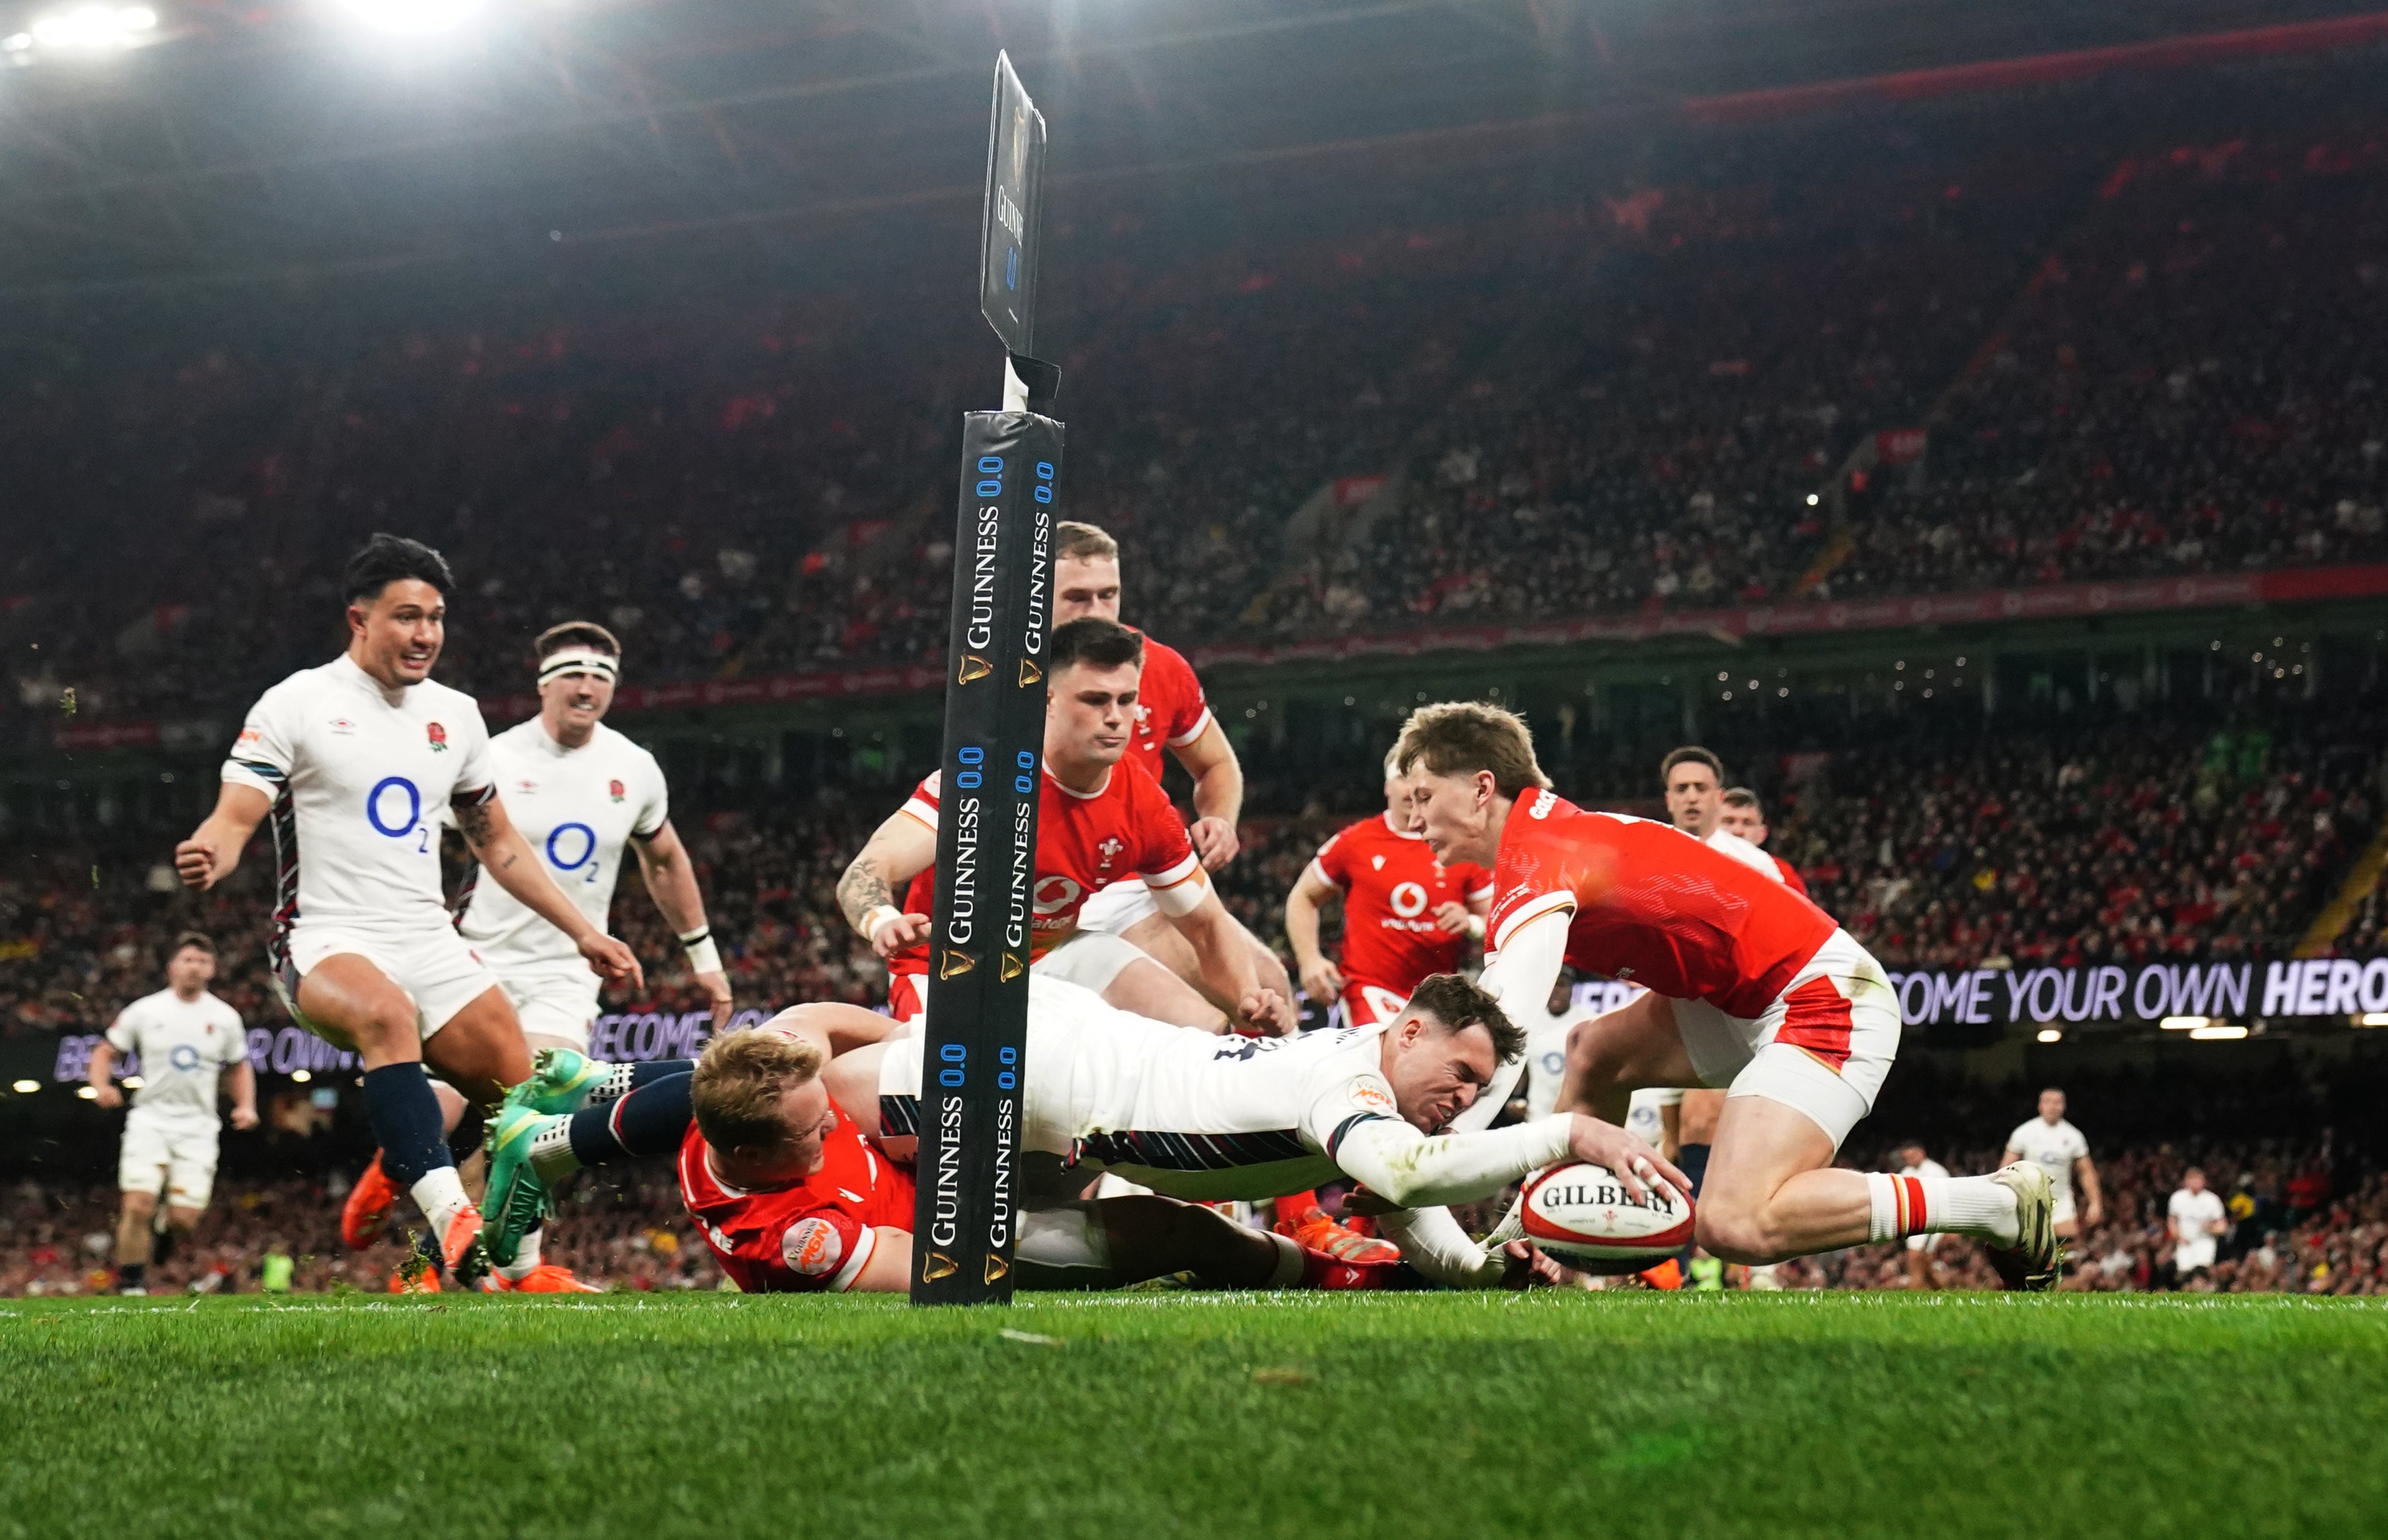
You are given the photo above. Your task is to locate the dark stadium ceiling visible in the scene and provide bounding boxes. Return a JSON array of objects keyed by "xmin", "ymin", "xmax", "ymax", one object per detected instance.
[{"xmin": 0, "ymin": 0, "xmax": 2377, "ymax": 296}]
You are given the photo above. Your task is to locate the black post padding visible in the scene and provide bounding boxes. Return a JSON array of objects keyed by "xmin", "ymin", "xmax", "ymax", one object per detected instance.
[{"xmin": 911, "ymin": 409, "xmax": 1060, "ymax": 1304}]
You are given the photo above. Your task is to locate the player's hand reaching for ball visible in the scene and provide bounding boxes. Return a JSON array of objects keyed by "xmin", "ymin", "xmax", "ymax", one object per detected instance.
[
  {"xmin": 1188, "ymin": 816, "xmax": 1239, "ymax": 870},
  {"xmin": 869, "ymin": 912, "xmax": 932, "ymax": 960},
  {"xmin": 1565, "ymin": 1114, "xmax": 1691, "ymax": 1208},
  {"xmin": 1237, "ymin": 988, "xmax": 1296, "ymax": 1037},
  {"xmin": 580, "ymin": 933, "xmax": 645, "ymax": 994},
  {"xmin": 1297, "ymin": 956, "xmax": 1345, "ymax": 1006}
]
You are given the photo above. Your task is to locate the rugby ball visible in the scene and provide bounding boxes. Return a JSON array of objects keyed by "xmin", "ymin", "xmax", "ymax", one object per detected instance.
[{"xmin": 1519, "ymin": 1160, "xmax": 1695, "ymax": 1269}]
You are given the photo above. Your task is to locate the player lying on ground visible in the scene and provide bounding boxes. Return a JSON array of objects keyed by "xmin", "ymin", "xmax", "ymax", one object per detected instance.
[
  {"xmin": 175, "ymin": 534, "xmax": 644, "ymax": 1286},
  {"xmin": 838, "ymin": 617, "xmax": 1291, "ymax": 1035},
  {"xmin": 1044, "ymin": 521, "xmax": 1293, "ymax": 1010},
  {"xmin": 796, "ymin": 971, "xmax": 1680, "ymax": 1288},
  {"xmin": 481, "ymin": 1021, "xmax": 1527, "ymax": 1292},
  {"xmin": 1393, "ymin": 700, "xmax": 2062, "ymax": 1289}
]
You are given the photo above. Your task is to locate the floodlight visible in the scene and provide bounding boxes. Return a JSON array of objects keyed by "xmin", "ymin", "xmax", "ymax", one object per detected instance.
[
  {"xmin": 2188, "ymin": 1024, "xmax": 2248, "ymax": 1041},
  {"xmin": 27, "ymin": 4, "xmax": 155, "ymax": 50}
]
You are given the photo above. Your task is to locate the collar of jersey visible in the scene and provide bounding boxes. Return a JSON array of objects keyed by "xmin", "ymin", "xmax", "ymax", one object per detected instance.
[
  {"xmin": 1047, "ymin": 764, "xmax": 1111, "ymax": 800},
  {"xmin": 332, "ymin": 652, "xmax": 412, "ymax": 706}
]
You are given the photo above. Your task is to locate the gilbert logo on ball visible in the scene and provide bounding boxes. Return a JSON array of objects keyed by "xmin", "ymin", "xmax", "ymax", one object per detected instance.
[{"xmin": 1520, "ymin": 1160, "xmax": 1695, "ymax": 1261}]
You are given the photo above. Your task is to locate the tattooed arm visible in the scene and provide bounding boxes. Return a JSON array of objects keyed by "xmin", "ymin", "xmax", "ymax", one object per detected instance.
[
  {"xmin": 838, "ymin": 806, "xmax": 938, "ymax": 959},
  {"xmin": 453, "ymin": 791, "xmax": 644, "ymax": 989}
]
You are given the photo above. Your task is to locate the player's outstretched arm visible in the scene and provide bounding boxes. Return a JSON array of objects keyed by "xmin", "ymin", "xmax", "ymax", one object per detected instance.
[
  {"xmin": 1282, "ymin": 864, "xmax": 1345, "ymax": 1006},
  {"xmin": 1335, "ymin": 1112, "xmax": 1689, "ymax": 1211},
  {"xmin": 453, "ymin": 792, "xmax": 644, "ymax": 992},
  {"xmin": 757, "ymin": 1002, "xmax": 903, "ymax": 1061},
  {"xmin": 86, "ymin": 1040, "xmax": 124, "ymax": 1110},
  {"xmin": 225, "ymin": 1058, "xmax": 259, "ymax": 1130},
  {"xmin": 848, "ymin": 1228, "xmax": 913, "ymax": 1291},
  {"xmin": 837, "ymin": 809, "xmax": 936, "ymax": 958},
  {"xmin": 1168, "ymin": 883, "xmax": 1293, "ymax": 1035},
  {"xmin": 632, "ymin": 820, "xmax": 732, "ymax": 1023},
  {"xmin": 1173, "ymin": 720, "xmax": 1244, "ymax": 870},
  {"xmin": 175, "ymin": 783, "xmax": 272, "ymax": 890}
]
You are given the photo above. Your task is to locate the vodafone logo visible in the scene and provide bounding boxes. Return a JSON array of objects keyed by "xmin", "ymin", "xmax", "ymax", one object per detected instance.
[
  {"xmin": 782, "ymin": 1217, "xmax": 844, "ymax": 1278},
  {"xmin": 1389, "ymin": 881, "xmax": 1429, "ymax": 918},
  {"xmin": 1033, "ymin": 875, "xmax": 1084, "ymax": 915}
]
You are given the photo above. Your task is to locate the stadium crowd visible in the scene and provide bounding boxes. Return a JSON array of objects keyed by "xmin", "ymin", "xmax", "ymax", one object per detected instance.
[{"xmin": 7, "ymin": 65, "xmax": 2388, "ymax": 736}]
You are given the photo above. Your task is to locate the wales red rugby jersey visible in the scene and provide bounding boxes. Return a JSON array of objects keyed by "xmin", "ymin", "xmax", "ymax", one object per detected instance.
[
  {"xmin": 1309, "ymin": 812, "xmax": 1492, "ymax": 996},
  {"xmin": 677, "ymin": 1104, "xmax": 914, "ymax": 1294},
  {"xmin": 1488, "ymin": 791, "xmax": 1834, "ymax": 1019},
  {"xmin": 1125, "ymin": 634, "xmax": 1213, "ymax": 775},
  {"xmin": 889, "ymin": 758, "xmax": 1201, "ymax": 977}
]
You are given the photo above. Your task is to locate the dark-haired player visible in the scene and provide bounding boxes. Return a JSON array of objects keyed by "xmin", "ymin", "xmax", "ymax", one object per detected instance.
[
  {"xmin": 175, "ymin": 534, "xmax": 642, "ymax": 1286},
  {"xmin": 1395, "ymin": 701, "xmax": 2061, "ymax": 1289},
  {"xmin": 428, "ymin": 621, "xmax": 729, "ymax": 1289},
  {"xmin": 817, "ymin": 971, "xmax": 1676, "ymax": 1287},
  {"xmin": 1049, "ymin": 522, "xmax": 1293, "ymax": 1008},
  {"xmin": 86, "ymin": 932, "xmax": 254, "ymax": 1294},
  {"xmin": 838, "ymin": 617, "xmax": 1290, "ymax": 1036}
]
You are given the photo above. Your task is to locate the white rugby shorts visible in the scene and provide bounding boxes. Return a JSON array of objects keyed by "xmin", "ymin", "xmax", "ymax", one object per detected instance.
[
  {"xmin": 1033, "ymin": 932, "xmax": 1154, "ymax": 995},
  {"xmin": 1073, "ymin": 878, "xmax": 1159, "ymax": 937},
  {"xmin": 1665, "ymin": 928, "xmax": 1898, "ymax": 1150},
  {"xmin": 278, "ymin": 921, "xmax": 500, "ymax": 1042},
  {"xmin": 118, "ymin": 1108, "xmax": 220, "ymax": 1208},
  {"xmin": 498, "ymin": 970, "xmax": 602, "ymax": 1051}
]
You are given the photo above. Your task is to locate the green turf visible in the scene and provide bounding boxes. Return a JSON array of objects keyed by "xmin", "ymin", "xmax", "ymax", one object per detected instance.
[{"xmin": 4, "ymin": 1291, "xmax": 2384, "ymax": 1539}]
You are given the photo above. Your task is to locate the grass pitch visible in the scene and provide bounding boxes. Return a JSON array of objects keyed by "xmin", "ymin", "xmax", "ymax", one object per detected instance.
[{"xmin": 4, "ymin": 1290, "xmax": 2384, "ymax": 1539}]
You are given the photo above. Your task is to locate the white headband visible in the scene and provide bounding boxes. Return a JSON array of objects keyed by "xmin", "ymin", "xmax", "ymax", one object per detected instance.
[{"xmin": 539, "ymin": 647, "xmax": 621, "ymax": 685}]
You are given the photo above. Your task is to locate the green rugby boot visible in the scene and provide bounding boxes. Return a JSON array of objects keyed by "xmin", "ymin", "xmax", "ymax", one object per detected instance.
[
  {"xmin": 481, "ymin": 1104, "xmax": 563, "ymax": 1269},
  {"xmin": 506, "ymin": 1046, "xmax": 613, "ymax": 1116}
]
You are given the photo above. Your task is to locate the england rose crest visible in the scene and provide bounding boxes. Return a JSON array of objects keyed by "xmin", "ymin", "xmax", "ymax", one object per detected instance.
[
  {"xmin": 609, "ymin": 778, "xmax": 626, "ymax": 803},
  {"xmin": 426, "ymin": 722, "xmax": 448, "ymax": 752}
]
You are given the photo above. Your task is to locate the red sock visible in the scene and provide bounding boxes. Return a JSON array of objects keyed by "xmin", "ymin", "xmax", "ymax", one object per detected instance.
[{"xmin": 1276, "ymin": 1190, "xmax": 1323, "ymax": 1229}]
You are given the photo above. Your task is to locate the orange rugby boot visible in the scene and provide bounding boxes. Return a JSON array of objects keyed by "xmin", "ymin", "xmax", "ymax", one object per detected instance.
[
  {"xmin": 1291, "ymin": 1213, "xmax": 1401, "ymax": 1264},
  {"xmin": 341, "ymin": 1152, "xmax": 402, "ymax": 1251}
]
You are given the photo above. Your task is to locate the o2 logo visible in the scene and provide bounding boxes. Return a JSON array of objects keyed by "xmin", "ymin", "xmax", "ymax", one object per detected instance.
[
  {"xmin": 365, "ymin": 777, "xmax": 427, "ymax": 851},
  {"xmin": 547, "ymin": 822, "xmax": 599, "ymax": 883}
]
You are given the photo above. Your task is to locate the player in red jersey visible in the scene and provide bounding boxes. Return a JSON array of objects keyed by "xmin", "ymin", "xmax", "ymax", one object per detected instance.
[
  {"xmin": 1284, "ymin": 751, "xmax": 1492, "ymax": 1032},
  {"xmin": 838, "ymin": 618, "xmax": 1292, "ymax": 1036},
  {"xmin": 1050, "ymin": 522, "xmax": 1293, "ymax": 1009},
  {"xmin": 482, "ymin": 1016, "xmax": 1409, "ymax": 1293},
  {"xmin": 1719, "ymin": 787, "xmax": 1809, "ymax": 897},
  {"xmin": 1393, "ymin": 701, "xmax": 2061, "ymax": 1289}
]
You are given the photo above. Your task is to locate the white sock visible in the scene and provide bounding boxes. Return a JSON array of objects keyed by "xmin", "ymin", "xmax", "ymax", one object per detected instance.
[
  {"xmin": 1867, "ymin": 1172, "xmax": 2019, "ymax": 1246},
  {"xmin": 410, "ymin": 1166, "xmax": 473, "ymax": 1239},
  {"xmin": 497, "ymin": 1228, "xmax": 544, "ymax": 1282},
  {"xmin": 586, "ymin": 1062, "xmax": 637, "ymax": 1104},
  {"xmin": 529, "ymin": 1117, "xmax": 582, "ymax": 1183}
]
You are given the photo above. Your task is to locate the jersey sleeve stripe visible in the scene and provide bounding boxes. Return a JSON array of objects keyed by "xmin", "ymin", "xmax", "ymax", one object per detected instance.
[
  {"xmin": 1141, "ymin": 852, "xmax": 1202, "ymax": 889},
  {"xmin": 899, "ymin": 799, "xmax": 938, "ymax": 831},
  {"xmin": 1164, "ymin": 706, "xmax": 1214, "ymax": 747},
  {"xmin": 1303, "ymin": 859, "xmax": 1336, "ymax": 890},
  {"xmin": 1490, "ymin": 890, "xmax": 1575, "ymax": 954},
  {"xmin": 1325, "ymin": 1110, "xmax": 1392, "ymax": 1161},
  {"xmin": 828, "ymin": 1225, "xmax": 876, "ymax": 1292}
]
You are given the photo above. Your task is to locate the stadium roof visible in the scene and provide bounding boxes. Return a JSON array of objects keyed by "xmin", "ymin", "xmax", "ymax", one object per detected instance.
[{"xmin": 0, "ymin": 0, "xmax": 2381, "ymax": 296}]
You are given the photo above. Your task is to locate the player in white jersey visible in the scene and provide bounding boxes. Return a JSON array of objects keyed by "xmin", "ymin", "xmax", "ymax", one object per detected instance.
[
  {"xmin": 175, "ymin": 535, "xmax": 643, "ymax": 1287},
  {"xmin": 2003, "ymin": 1087, "xmax": 2102, "ymax": 1240},
  {"xmin": 818, "ymin": 971, "xmax": 1687, "ymax": 1287},
  {"xmin": 433, "ymin": 621, "xmax": 732, "ymax": 1289},
  {"xmin": 462, "ymin": 621, "xmax": 732, "ymax": 1048},
  {"xmin": 85, "ymin": 933, "xmax": 254, "ymax": 1294},
  {"xmin": 1895, "ymin": 1142, "xmax": 1953, "ymax": 1289}
]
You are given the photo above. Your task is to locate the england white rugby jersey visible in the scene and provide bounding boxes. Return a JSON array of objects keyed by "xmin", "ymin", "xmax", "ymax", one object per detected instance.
[
  {"xmin": 459, "ymin": 720, "xmax": 669, "ymax": 975},
  {"xmin": 221, "ymin": 655, "xmax": 496, "ymax": 960},
  {"xmin": 2007, "ymin": 1117, "xmax": 2090, "ymax": 1205},
  {"xmin": 104, "ymin": 988, "xmax": 248, "ymax": 1120}
]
